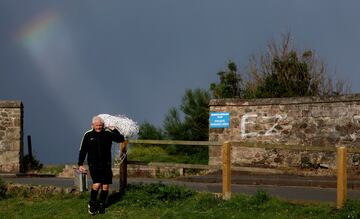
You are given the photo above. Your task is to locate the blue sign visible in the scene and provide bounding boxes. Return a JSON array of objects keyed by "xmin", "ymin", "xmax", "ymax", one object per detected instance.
[{"xmin": 210, "ymin": 112, "xmax": 230, "ymax": 128}]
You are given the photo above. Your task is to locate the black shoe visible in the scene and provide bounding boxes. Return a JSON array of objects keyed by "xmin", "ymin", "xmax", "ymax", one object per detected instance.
[
  {"xmin": 99, "ymin": 203, "xmax": 105, "ymax": 214},
  {"xmin": 88, "ymin": 201, "xmax": 98, "ymax": 215}
]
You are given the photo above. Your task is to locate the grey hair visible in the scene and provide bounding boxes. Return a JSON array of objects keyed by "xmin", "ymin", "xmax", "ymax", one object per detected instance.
[{"xmin": 92, "ymin": 116, "xmax": 104, "ymax": 124}]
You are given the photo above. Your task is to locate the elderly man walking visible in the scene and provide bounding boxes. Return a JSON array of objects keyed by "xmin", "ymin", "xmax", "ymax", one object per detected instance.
[{"xmin": 78, "ymin": 116, "xmax": 125, "ymax": 215}]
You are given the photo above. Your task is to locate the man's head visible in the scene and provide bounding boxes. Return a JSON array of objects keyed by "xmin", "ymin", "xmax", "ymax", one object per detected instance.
[{"xmin": 92, "ymin": 116, "xmax": 104, "ymax": 132}]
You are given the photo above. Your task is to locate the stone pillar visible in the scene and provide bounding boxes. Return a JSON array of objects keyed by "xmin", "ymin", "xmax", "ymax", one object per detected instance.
[{"xmin": 0, "ymin": 101, "xmax": 23, "ymax": 173}]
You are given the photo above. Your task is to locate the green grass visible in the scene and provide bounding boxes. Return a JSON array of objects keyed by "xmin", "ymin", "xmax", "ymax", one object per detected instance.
[
  {"xmin": 127, "ymin": 144, "xmax": 208, "ymax": 164},
  {"xmin": 37, "ymin": 164, "xmax": 65, "ymax": 175},
  {"xmin": 1, "ymin": 182, "xmax": 360, "ymax": 219}
]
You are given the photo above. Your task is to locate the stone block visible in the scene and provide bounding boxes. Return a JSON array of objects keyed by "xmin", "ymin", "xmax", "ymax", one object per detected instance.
[{"xmin": 14, "ymin": 118, "xmax": 21, "ymax": 126}]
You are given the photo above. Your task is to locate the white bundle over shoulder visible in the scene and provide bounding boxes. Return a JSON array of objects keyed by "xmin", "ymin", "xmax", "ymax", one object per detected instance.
[{"xmin": 98, "ymin": 114, "xmax": 139, "ymax": 138}]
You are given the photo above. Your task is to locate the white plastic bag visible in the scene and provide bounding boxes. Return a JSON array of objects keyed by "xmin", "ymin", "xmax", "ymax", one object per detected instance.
[{"xmin": 98, "ymin": 114, "xmax": 139, "ymax": 138}]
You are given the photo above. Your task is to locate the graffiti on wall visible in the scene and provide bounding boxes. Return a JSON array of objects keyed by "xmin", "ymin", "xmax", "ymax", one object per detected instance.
[
  {"xmin": 240, "ymin": 113, "xmax": 360, "ymax": 141},
  {"xmin": 240, "ymin": 113, "xmax": 287, "ymax": 138}
]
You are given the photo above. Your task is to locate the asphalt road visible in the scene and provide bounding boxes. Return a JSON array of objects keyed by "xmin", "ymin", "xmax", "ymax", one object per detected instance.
[{"xmin": 2, "ymin": 176, "xmax": 360, "ymax": 203}]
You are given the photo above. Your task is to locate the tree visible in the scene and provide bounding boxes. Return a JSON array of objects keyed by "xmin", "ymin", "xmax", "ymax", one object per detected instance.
[
  {"xmin": 254, "ymin": 50, "xmax": 313, "ymax": 98},
  {"xmin": 163, "ymin": 107, "xmax": 189, "ymax": 140},
  {"xmin": 210, "ymin": 61, "xmax": 242, "ymax": 98},
  {"xmin": 180, "ymin": 89, "xmax": 211, "ymax": 141},
  {"xmin": 244, "ymin": 33, "xmax": 349, "ymax": 98},
  {"xmin": 162, "ymin": 89, "xmax": 210, "ymax": 161},
  {"xmin": 138, "ymin": 121, "xmax": 163, "ymax": 140},
  {"xmin": 163, "ymin": 89, "xmax": 210, "ymax": 141},
  {"xmin": 211, "ymin": 33, "xmax": 348, "ymax": 99}
]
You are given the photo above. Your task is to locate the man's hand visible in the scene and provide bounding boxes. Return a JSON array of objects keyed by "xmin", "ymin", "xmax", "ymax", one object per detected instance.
[{"xmin": 78, "ymin": 165, "xmax": 86, "ymax": 172}]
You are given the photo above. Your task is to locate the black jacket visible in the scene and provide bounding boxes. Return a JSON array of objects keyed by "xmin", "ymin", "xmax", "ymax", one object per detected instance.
[{"xmin": 78, "ymin": 128, "xmax": 125, "ymax": 167}]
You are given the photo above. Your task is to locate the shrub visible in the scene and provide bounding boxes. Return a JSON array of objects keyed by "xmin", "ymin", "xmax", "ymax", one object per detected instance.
[
  {"xmin": 126, "ymin": 144, "xmax": 208, "ymax": 164},
  {"xmin": 138, "ymin": 121, "xmax": 163, "ymax": 140},
  {"xmin": 0, "ymin": 177, "xmax": 6, "ymax": 200},
  {"xmin": 337, "ymin": 199, "xmax": 360, "ymax": 219},
  {"xmin": 22, "ymin": 154, "xmax": 43, "ymax": 172},
  {"xmin": 37, "ymin": 165, "xmax": 65, "ymax": 175},
  {"xmin": 250, "ymin": 189, "xmax": 270, "ymax": 205}
]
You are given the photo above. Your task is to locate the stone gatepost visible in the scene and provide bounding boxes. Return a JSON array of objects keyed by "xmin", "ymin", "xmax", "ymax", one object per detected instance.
[{"xmin": 0, "ymin": 101, "xmax": 23, "ymax": 173}]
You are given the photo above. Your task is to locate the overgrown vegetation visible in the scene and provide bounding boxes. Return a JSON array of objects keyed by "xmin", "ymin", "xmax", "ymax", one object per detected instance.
[
  {"xmin": 37, "ymin": 164, "xmax": 65, "ymax": 175},
  {"xmin": 0, "ymin": 183, "xmax": 359, "ymax": 218},
  {"xmin": 135, "ymin": 93, "xmax": 211, "ymax": 164},
  {"xmin": 164, "ymin": 89, "xmax": 211, "ymax": 141},
  {"xmin": 138, "ymin": 89, "xmax": 210, "ymax": 143},
  {"xmin": 210, "ymin": 61, "xmax": 242, "ymax": 98},
  {"xmin": 138, "ymin": 121, "xmax": 164, "ymax": 140},
  {"xmin": 0, "ymin": 177, "xmax": 5, "ymax": 200},
  {"xmin": 127, "ymin": 144, "xmax": 208, "ymax": 164},
  {"xmin": 21, "ymin": 154, "xmax": 43, "ymax": 172},
  {"xmin": 22, "ymin": 154, "xmax": 64, "ymax": 175},
  {"xmin": 211, "ymin": 33, "xmax": 348, "ymax": 99},
  {"xmin": 243, "ymin": 33, "xmax": 348, "ymax": 98}
]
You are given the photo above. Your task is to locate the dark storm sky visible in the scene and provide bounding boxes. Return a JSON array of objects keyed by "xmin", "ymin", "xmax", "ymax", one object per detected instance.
[{"xmin": 1, "ymin": 1, "xmax": 360, "ymax": 164}]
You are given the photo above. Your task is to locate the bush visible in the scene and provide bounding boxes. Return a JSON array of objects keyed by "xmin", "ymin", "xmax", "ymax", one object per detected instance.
[
  {"xmin": 37, "ymin": 165, "xmax": 65, "ymax": 175},
  {"xmin": 138, "ymin": 121, "xmax": 163, "ymax": 140},
  {"xmin": 126, "ymin": 144, "xmax": 168, "ymax": 162},
  {"xmin": 22, "ymin": 154, "xmax": 43, "ymax": 172},
  {"xmin": 337, "ymin": 199, "xmax": 360, "ymax": 219},
  {"xmin": 127, "ymin": 144, "xmax": 208, "ymax": 164},
  {"xmin": 250, "ymin": 189, "xmax": 270, "ymax": 205},
  {"xmin": 0, "ymin": 177, "xmax": 6, "ymax": 200}
]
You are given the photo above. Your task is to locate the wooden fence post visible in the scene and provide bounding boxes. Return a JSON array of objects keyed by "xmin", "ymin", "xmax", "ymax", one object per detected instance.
[
  {"xmin": 119, "ymin": 141, "xmax": 128, "ymax": 194},
  {"xmin": 337, "ymin": 146, "xmax": 347, "ymax": 209},
  {"xmin": 27, "ymin": 135, "xmax": 33, "ymax": 160},
  {"xmin": 222, "ymin": 141, "xmax": 231, "ymax": 200}
]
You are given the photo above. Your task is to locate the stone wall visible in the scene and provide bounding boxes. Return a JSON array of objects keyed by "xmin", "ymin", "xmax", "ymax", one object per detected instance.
[
  {"xmin": 209, "ymin": 94, "xmax": 360, "ymax": 171},
  {"xmin": 0, "ymin": 101, "xmax": 23, "ymax": 172}
]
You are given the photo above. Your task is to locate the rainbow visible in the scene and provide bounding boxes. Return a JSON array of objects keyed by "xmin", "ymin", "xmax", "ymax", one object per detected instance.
[{"xmin": 15, "ymin": 10, "xmax": 59, "ymax": 44}]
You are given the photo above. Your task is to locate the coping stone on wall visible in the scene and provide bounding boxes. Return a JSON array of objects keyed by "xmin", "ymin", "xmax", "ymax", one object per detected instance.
[
  {"xmin": 209, "ymin": 94, "xmax": 360, "ymax": 106},
  {"xmin": 0, "ymin": 101, "xmax": 23, "ymax": 108}
]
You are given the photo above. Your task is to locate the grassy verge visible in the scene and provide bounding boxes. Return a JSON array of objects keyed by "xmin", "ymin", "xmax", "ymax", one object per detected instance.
[
  {"xmin": 127, "ymin": 144, "xmax": 208, "ymax": 164},
  {"xmin": 37, "ymin": 164, "xmax": 65, "ymax": 175},
  {"xmin": 0, "ymin": 181, "xmax": 360, "ymax": 219},
  {"xmin": 24, "ymin": 164, "xmax": 66, "ymax": 176}
]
